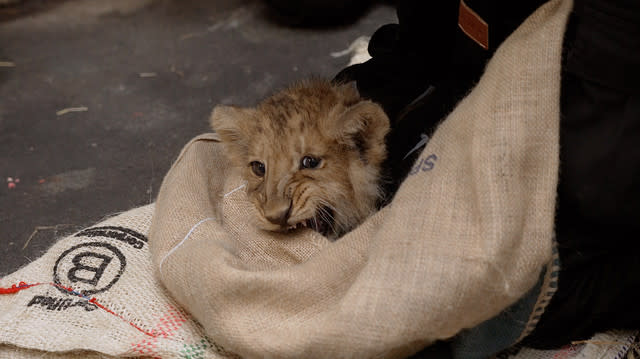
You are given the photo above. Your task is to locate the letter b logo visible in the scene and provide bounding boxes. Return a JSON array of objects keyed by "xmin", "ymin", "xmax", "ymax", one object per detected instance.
[
  {"xmin": 67, "ymin": 252, "xmax": 113, "ymax": 286},
  {"xmin": 53, "ymin": 242, "xmax": 126, "ymax": 296}
]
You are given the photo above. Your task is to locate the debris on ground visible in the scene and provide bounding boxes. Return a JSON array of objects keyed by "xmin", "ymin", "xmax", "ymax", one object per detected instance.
[
  {"xmin": 170, "ymin": 65, "xmax": 184, "ymax": 77},
  {"xmin": 56, "ymin": 107, "xmax": 88, "ymax": 116},
  {"xmin": 22, "ymin": 224, "xmax": 72, "ymax": 250},
  {"xmin": 7, "ymin": 177, "xmax": 19, "ymax": 189}
]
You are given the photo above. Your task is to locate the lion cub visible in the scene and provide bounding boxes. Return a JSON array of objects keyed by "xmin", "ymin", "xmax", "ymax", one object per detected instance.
[{"xmin": 210, "ymin": 79, "xmax": 389, "ymax": 239}]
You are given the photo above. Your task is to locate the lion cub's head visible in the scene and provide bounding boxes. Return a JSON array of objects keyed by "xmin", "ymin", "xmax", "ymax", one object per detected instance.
[{"xmin": 210, "ymin": 79, "xmax": 389, "ymax": 239}]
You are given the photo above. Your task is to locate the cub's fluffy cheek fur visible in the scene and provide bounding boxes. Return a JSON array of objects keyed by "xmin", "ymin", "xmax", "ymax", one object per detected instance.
[{"xmin": 209, "ymin": 79, "xmax": 389, "ymax": 238}]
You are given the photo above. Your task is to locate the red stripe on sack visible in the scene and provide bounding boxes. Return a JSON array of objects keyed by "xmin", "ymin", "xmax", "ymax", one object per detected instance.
[{"xmin": 1, "ymin": 281, "xmax": 156, "ymax": 337}]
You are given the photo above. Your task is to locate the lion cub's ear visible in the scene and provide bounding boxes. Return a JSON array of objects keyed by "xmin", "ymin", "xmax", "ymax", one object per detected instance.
[
  {"xmin": 209, "ymin": 105, "xmax": 255, "ymax": 162},
  {"xmin": 334, "ymin": 101, "xmax": 390, "ymax": 166}
]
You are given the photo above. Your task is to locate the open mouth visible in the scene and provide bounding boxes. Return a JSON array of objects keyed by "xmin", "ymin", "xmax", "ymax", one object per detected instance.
[{"xmin": 288, "ymin": 206, "xmax": 335, "ymax": 237}]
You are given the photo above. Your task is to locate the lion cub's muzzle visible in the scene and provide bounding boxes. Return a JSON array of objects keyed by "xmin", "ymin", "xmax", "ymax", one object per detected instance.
[
  {"xmin": 263, "ymin": 199, "xmax": 292, "ymax": 227},
  {"xmin": 262, "ymin": 199, "xmax": 335, "ymax": 238}
]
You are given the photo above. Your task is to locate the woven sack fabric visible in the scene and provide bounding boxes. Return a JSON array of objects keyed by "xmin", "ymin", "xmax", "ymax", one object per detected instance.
[
  {"xmin": 0, "ymin": 201, "xmax": 633, "ymax": 359},
  {"xmin": 149, "ymin": 0, "xmax": 572, "ymax": 358},
  {"xmin": 0, "ymin": 205, "xmax": 239, "ymax": 358}
]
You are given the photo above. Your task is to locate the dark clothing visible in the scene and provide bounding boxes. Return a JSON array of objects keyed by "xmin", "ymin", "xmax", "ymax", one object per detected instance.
[
  {"xmin": 335, "ymin": 0, "xmax": 548, "ymax": 201},
  {"xmin": 334, "ymin": 0, "xmax": 640, "ymax": 352},
  {"xmin": 523, "ymin": 0, "xmax": 640, "ymax": 348}
]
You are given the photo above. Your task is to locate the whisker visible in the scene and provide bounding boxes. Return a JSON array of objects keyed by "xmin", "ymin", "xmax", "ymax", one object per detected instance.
[
  {"xmin": 317, "ymin": 208, "xmax": 333, "ymax": 233},
  {"xmin": 317, "ymin": 200, "xmax": 341, "ymax": 236}
]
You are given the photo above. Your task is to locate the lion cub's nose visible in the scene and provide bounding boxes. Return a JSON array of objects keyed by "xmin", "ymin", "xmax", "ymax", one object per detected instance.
[{"xmin": 264, "ymin": 201, "xmax": 292, "ymax": 226}]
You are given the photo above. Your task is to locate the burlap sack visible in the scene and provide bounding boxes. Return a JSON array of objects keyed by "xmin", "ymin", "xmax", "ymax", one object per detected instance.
[
  {"xmin": 0, "ymin": 205, "xmax": 239, "ymax": 359},
  {"xmin": 0, "ymin": 205, "xmax": 634, "ymax": 359},
  {"xmin": 149, "ymin": 0, "xmax": 573, "ymax": 358}
]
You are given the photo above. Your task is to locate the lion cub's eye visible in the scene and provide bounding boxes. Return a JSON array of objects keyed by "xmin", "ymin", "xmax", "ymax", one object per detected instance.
[
  {"xmin": 250, "ymin": 161, "xmax": 265, "ymax": 177},
  {"xmin": 300, "ymin": 156, "xmax": 321, "ymax": 169}
]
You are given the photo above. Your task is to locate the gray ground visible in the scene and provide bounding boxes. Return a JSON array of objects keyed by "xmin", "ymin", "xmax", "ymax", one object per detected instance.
[{"xmin": 0, "ymin": 0, "xmax": 396, "ymax": 276}]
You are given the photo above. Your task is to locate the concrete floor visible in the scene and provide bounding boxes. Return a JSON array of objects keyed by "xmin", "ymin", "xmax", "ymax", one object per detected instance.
[{"xmin": 0, "ymin": 0, "xmax": 396, "ymax": 276}]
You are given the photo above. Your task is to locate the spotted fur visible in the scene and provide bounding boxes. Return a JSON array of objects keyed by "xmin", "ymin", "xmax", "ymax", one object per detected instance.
[{"xmin": 210, "ymin": 79, "xmax": 389, "ymax": 239}]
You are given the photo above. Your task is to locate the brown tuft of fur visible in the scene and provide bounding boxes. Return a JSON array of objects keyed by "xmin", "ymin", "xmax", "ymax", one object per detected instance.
[{"xmin": 210, "ymin": 79, "xmax": 389, "ymax": 239}]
